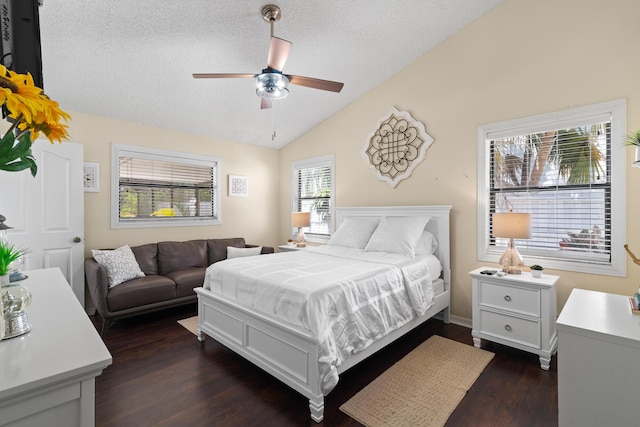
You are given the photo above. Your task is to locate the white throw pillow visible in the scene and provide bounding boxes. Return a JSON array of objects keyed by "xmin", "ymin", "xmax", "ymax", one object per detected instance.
[
  {"xmin": 415, "ymin": 230, "xmax": 439, "ymax": 256},
  {"xmin": 227, "ymin": 246, "xmax": 262, "ymax": 259},
  {"xmin": 327, "ymin": 217, "xmax": 381, "ymax": 249},
  {"xmin": 365, "ymin": 216, "xmax": 431, "ymax": 257},
  {"xmin": 92, "ymin": 245, "xmax": 145, "ymax": 288}
]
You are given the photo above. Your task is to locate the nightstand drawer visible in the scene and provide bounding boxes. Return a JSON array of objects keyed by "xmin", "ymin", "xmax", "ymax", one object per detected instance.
[
  {"xmin": 479, "ymin": 281, "xmax": 540, "ymax": 317},
  {"xmin": 480, "ymin": 310, "xmax": 541, "ymax": 349}
]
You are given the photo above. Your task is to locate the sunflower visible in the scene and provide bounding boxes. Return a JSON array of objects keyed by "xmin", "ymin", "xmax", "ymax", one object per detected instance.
[
  {"xmin": 0, "ymin": 65, "xmax": 45, "ymax": 124},
  {"xmin": 0, "ymin": 65, "xmax": 71, "ymax": 176}
]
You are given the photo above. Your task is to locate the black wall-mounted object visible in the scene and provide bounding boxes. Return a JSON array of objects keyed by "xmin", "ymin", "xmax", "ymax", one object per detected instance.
[{"xmin": 0, "ymin": 0, "xmax": 43, "ymax": 89}]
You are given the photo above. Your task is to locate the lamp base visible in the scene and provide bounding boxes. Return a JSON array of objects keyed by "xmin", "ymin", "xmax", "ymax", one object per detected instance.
[
  {"xmin": 296, "ymin": 228, "xmax": 306, "ymax": 247},
  {"xmin": 499, "ymin": 239, "xmax": 525, "ymax": 274}
]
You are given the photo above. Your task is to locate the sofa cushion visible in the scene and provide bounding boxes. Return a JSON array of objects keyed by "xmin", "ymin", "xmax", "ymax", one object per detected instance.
[
  {"xmin": 207, "ymin": 238, "xmax": 246, "ymax": 264},
  {"xmin": 131, "ymin": 243, "xmax": 160, "ymax": 275},
  {"xmin": 91, "ymin": 245, "xmax": 146, "ymax": 288},
  {"xmin": 166, "ymin": 267, "xmax": 206, "ymax": 298},
  {"xmin": 158, "ymin": 240, "xmax": 208, "ymax": 275},
  {"xmin": 106, "ymin": 275, "xmax": 176, "ymax": 312}
]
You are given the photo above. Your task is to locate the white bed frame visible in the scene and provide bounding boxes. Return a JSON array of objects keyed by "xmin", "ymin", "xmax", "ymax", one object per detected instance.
[{"xmin": 194, "ymin": 205, "xmax": 452, "ymax": 422}]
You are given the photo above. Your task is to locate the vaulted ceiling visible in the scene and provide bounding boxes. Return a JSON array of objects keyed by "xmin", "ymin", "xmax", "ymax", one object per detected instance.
[{"xmin": 38, "ymin": 0, "xmax": 503, "ymax": 148}]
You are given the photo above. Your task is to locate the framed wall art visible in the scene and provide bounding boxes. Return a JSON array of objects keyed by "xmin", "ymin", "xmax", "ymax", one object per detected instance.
[
  {"xmin": 228, "ymin": 175, "xmax": 249, "ymax": 197},
  {"xmin": 83, "ymin": 162, "xmax": 99, "ymax": 192}
]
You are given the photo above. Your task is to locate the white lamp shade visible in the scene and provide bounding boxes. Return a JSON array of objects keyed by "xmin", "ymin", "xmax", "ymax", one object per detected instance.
[
  {"xmin": 292, "ymin": 212, "xmax": 311, "ymax": 228},
  {"xmin": 493, "ymin": 212, "xmax": 532, "ymax": 239}
]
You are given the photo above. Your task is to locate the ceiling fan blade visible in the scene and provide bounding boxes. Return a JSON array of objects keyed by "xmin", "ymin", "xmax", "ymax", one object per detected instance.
[
  {"xmin": 288, "ymin": 75, "xmax": 344, "ymax": 93},
  {"xmin": 267, "ymin": 37, "xmax": 292, "ymax": 71},
  {"xmin": 192, "ymin": 73, "xmax": 255, "ymax": 79}
]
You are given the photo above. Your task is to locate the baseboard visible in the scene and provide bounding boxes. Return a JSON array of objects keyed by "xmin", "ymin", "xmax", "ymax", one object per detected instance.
[{"xmin": 450, "ymin": 315, "xmax": 472, "ymax": 329}]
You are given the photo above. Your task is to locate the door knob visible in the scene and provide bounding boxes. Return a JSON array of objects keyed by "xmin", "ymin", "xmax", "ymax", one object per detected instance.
[{"xmin": 73, "ymin": 237, "xmax": 82, "ymax": 243}]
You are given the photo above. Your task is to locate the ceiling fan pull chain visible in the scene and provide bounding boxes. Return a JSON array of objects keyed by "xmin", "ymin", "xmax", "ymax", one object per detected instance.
[{"xmin": 272, "ymin": 106, "xmax": 277, "ymax": 141}]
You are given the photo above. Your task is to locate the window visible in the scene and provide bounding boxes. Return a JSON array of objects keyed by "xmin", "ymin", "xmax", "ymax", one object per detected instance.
[
  {"xmin": 478, "ymin": 100, "xmax": 626, "ymax": 276},
  {"xmin": 291, "ymin": 155, "xmax": 335, "ymax": 243},
  {"xmin": 111, "ymin": 144, "xmax": 221, "ymax": 229}
]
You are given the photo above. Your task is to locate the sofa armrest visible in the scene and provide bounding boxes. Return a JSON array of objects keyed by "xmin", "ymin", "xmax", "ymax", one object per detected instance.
[
  {"xmin": 245, "ymin": 244, "xmax": 274, "ymax": 254},
  {"xmin": 85, "ymin": 257, "xmax": 111, "ymax": 318}
]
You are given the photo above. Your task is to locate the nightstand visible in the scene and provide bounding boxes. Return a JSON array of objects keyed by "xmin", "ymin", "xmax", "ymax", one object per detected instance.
[
  {"xmin": 277, "ymin": 244, "xmax": 305, "ymax": 252},
  {"xmin": 469, "ymin": 267, "xmax": 559, "ymax": 370}
]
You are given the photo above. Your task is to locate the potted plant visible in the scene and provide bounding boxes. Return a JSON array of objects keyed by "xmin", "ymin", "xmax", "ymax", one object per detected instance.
[
  {"xmin": 0, "ymin": 242, "xmax": 25, "ymax": 286},
  {"xmin": 625, "ymin": 129, "xmax": 640, "ymax": 164},
  {"xmin": 530, "ymin": 264, "xmax": 544, "ymax": 278}
]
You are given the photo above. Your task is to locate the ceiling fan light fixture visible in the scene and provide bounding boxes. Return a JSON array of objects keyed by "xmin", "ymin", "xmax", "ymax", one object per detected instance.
[{"xmin": 256, "ymin": 72, "xmax": 290, "ymax": 99}]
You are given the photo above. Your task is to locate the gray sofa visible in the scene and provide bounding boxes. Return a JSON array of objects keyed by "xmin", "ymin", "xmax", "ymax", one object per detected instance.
[{"xmin": 85, "ymin": 237, "xmax": 274, "ymax": 335}]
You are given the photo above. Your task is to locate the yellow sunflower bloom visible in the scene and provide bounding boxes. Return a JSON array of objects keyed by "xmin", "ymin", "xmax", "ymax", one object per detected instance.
[
  {"xmin": 1, "ymin": 65, "xmax": 71, "ymax": 176},
  {"xmin": 0, "ymin": 67, "xmax": 44, "ymax": 123}
]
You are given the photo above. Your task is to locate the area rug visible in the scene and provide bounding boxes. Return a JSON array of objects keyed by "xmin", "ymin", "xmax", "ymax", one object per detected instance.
[
  {"xmin": 340, "ymin": 335, "xmax": 494, "ymax": 427},
  {"xmin": 177, "ymin": 316, "xmax": 198, "ymax": 335}
]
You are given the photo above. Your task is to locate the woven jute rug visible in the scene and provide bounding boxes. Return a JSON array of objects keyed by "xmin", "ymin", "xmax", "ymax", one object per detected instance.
[
  {"xmin": 177, "ymin": 316, "xmax": 198, "ymax": 335},
  {"xmin": 340, "ymin": 335, "xmax": 494, "ymax": 427}
]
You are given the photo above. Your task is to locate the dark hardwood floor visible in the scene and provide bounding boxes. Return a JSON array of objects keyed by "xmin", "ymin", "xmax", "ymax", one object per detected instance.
[{"xmin": 91, "ymin": 305, "xmax": 558, "ymax": 427}]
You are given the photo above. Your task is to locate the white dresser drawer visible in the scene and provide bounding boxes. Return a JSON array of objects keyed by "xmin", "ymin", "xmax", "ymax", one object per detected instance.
[
  {"xmin": 479, "ymin": 281, "xmax": 540, "ymax": 317},
  {"xmin": 479, "ymin": 309, "xmax": 541, "ymax": 349}
]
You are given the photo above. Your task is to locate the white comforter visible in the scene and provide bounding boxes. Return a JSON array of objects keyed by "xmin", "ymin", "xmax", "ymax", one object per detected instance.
[{"xmin": 203, "ymin": 245, "xmax": 439, "ymax": 393}]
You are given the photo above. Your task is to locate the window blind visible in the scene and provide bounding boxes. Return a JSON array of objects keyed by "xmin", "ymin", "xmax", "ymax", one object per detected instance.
[
  {"xmin": 118, "ymin": 156, "xmax": 217, "ymax": 221},
  {"xmin": 489, "ymin": 120, "xmax": 611, "ymax": 263},
  {"xmin": 295, "ymin": 163, "xmax": 332, "ymax": 236}
]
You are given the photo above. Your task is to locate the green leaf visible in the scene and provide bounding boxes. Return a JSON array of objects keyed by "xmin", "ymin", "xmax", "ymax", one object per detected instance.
[
  {"xmin": 0, "ymin": 132, "xmax": 16, "ymax": 158},
  {"xmin": 0, "ymin": 132, "xmax": 37, "ymax": 176}
]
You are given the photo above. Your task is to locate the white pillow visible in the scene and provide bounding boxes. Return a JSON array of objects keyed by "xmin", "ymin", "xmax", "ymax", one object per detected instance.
[
  {"xmin": 227, "ymin": 246, "xmax": 262, "ymax": 259},
  {"xmin": 92, "ymin": 245, "xmax": 145, "ymax": 288},
  {"xmin": 327, "ymin": 217, "xmax": 381, "ymax": 249},
  {"xmin": 415, "ymin": 230, "xmax": 439, "ymax": 256},
  {"xmin": 365, "ymin": 216, "xmax": 431, "ymax": 257}
]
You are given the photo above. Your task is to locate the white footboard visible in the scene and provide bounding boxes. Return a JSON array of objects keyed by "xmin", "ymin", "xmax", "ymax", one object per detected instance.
[
  {"xmin": 195, "ymin": 286, "xmax": 450, "ymax": 423},
  {"xmin": 195, "ymin": 287, "xmax": 326, "ymax": 422}
]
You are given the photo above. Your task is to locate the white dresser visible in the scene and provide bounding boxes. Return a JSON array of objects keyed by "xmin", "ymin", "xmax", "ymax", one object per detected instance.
[
  {"xmin": 0, "ymin": 269, "xmax": 112, "ymax": 427},
  {"xmin": 470, "ymin": 267, "xmax": 559, "ymax": 369},
  {"xmin": 557, "ymin": 289, "xmax": 640, "ymax": 427}
]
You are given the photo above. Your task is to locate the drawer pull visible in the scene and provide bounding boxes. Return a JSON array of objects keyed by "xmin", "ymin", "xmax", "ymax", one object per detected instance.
[
  {"xmin": 504, "ymin": 295, "xmax": 512, "ymax": 302},
  {"xmin": 504, "ymin": 324, "xmax": 512, "ymax": 331}
]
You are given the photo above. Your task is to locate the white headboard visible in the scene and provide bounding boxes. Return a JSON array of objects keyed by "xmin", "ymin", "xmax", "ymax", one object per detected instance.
[{"xmin": 334, "ymin": 205, "xmax": 452, "ymax": 286}]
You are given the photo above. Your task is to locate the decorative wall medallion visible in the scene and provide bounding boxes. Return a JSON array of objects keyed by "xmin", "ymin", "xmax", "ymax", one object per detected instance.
[{"xmin": 362, "ymin": 107, "xmax": 434, "ymax": 188}]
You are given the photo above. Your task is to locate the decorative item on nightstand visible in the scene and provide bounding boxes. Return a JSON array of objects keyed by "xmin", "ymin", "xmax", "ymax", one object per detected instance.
[
  {"xmin": 292, "ymin": 212, "xmax": 311, "ymax": 247},
  {"xmin": 530, "ymin": 264, "xmax": 544, "ymax": 278},
  {"xmin": 493, "ymin": 211, "xmax": 531, "ymax": 274}
]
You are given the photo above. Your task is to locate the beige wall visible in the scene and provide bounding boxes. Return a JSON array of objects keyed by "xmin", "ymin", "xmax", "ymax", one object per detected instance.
[
  {"xmin": 67, "ymin": 111, "xmax": 281, "ymax": 256},
  {"xmin": 279, "ymin": 0, "xmax": 640, "ymax": 321}
]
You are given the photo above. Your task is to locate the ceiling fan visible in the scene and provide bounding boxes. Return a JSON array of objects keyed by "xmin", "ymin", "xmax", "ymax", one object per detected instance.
[{"xmin": 193, "ymin": 4, "xmax": 344, "ymax": 110}]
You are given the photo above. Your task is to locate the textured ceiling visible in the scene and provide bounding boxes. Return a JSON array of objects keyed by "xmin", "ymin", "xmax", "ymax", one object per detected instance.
[{"xmin": 38, "ymin": 0, "xmax": 503, "ymax": 149}]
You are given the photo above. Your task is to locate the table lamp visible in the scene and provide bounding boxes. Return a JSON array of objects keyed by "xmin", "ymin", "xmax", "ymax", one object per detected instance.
[
  {"xmin": 493, "ymin": 211, "xmax": 531, "ymax": 274},
  {"xmin": 292, "ymin": 212, "xmax": 311, "ymax": 247}
]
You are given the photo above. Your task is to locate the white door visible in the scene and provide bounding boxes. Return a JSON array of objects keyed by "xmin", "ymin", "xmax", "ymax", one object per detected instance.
[{"xmin": 0, "ymin": 140, "xmax": 85, "ymax": 305}]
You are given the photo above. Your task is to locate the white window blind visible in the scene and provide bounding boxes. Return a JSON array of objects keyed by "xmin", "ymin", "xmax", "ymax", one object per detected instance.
[
  {"xmin": 478, "ymin": 100, "xmax": 626, "ymax": 276},
  {"xmin": 292, "ymin": 155, "xmax": 335, "ymax": 241},
  {"xmin": 490, "ymin": 123, "xmax": 610, "ymax": 263},
  {"xmin": 111, "ymin": 144, "xmax": 221, "ymax": 228}
]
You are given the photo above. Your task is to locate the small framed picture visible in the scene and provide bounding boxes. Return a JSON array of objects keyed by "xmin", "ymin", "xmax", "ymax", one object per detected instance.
[
  {"xmin": 228, "ymin": 175, "xmax": 248, "ymax": 197},
  {"xmin": 84, "ymin": 162, "xmax": 99, "ymax": 192}
]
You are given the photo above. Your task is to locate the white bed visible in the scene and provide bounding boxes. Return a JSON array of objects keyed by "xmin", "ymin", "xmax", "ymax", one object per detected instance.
[{"xmin": 194, "ymin": 205, "xmax": 451, "ymax": 422}]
